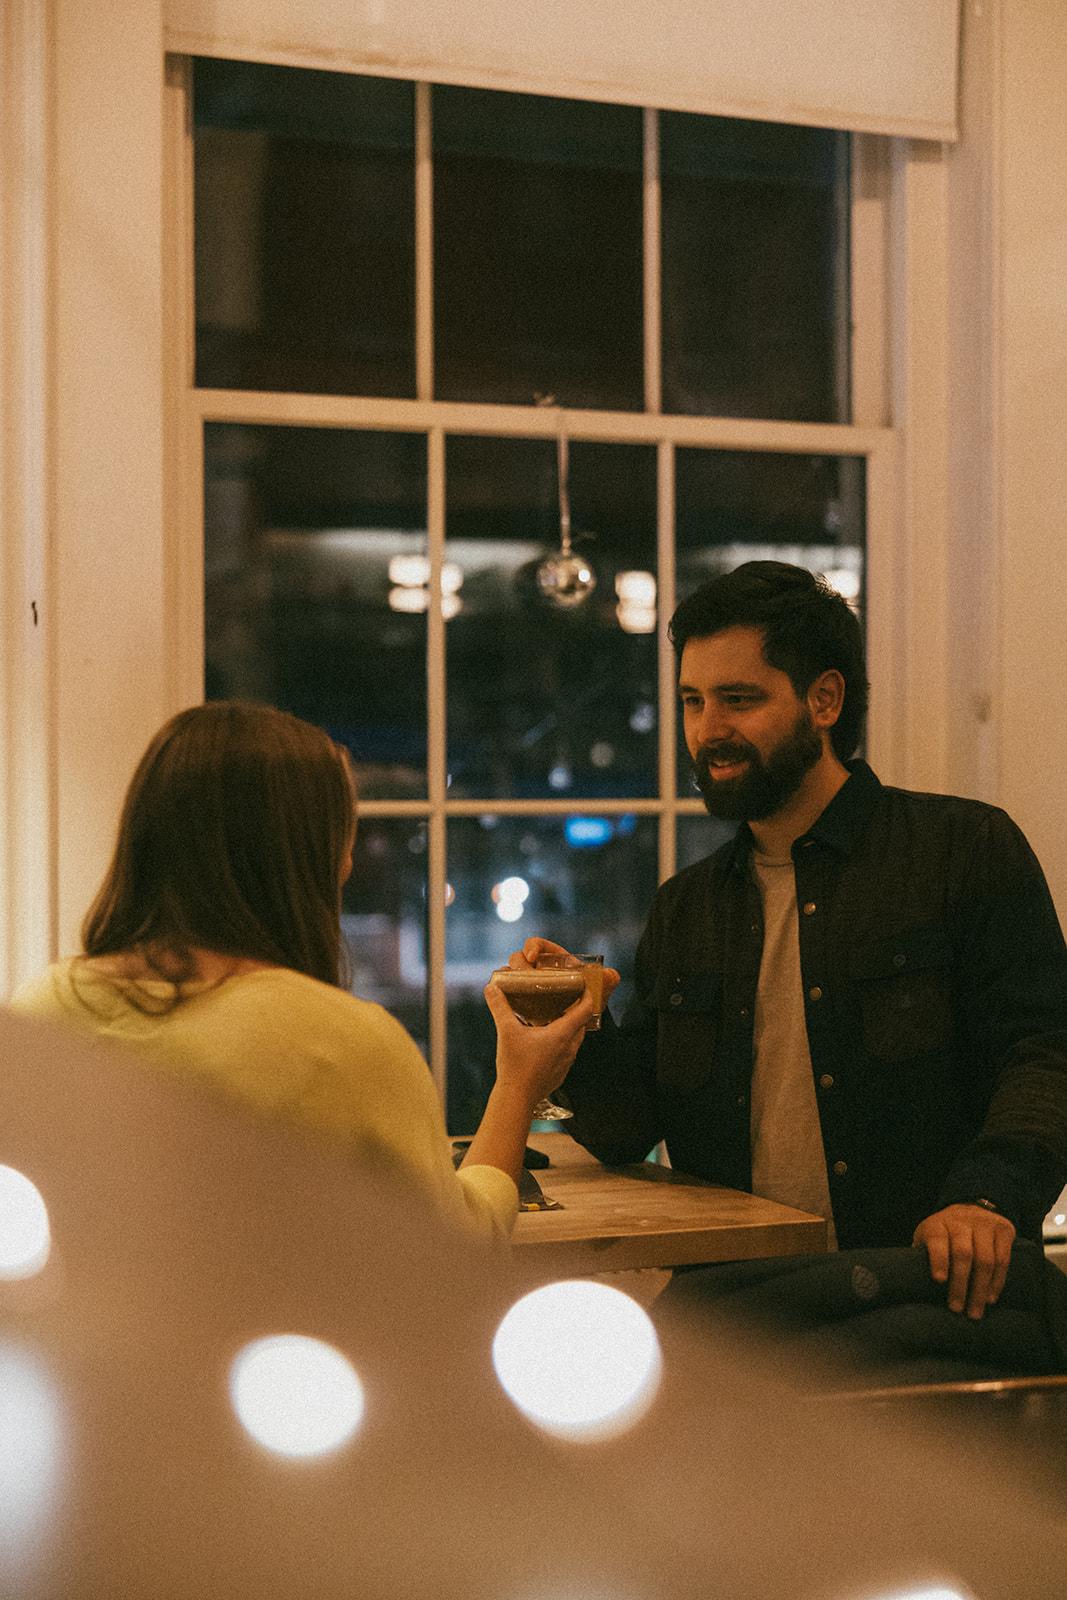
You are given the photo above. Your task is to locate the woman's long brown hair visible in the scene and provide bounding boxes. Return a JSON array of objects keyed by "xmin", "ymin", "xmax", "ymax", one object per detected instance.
[{"xmin": 82, "ymin": 702, "xmax": 355, "ymax": 988}]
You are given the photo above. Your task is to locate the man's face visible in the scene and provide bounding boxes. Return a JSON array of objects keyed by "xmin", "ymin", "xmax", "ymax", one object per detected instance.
[{"xmin": 679, "ymin": 626, "xmax": 824, "ymax": 823}]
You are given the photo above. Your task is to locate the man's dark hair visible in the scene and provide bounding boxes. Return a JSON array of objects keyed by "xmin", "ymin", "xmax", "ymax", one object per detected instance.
[{"xmin": 668, "ymin": 560, "xmax": 869, "ymax": 760}]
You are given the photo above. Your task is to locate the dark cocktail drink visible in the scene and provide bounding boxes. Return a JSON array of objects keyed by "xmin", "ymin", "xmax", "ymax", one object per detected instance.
[
  {"xmin": 489, "ymin": 954, "xmax": 605, "ymax": 1120},
  {"xmin": 490, "ymin": 967, "xmax": 586, "ymax": 1027}
]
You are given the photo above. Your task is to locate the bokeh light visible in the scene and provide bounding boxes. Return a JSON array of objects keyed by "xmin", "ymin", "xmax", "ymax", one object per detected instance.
[
  {"xmin": 492, "ymin": 1281, "xmax": 662, "ymax": 1442},
  {"xmin": 230, "ymin": 1335, "xmax": 365, "ymax": 1458},
  {"xmin": 388, "ymin": 556, "xmax": 463, "ymax": 618},
  {"xmin": 865, "ymin": 1587, "xmax": 973, "ymax": 1600},
  {"xmin": 492, "ymin": 876, "xmax": 530, "ymax": 905},
  {"xmin": 0, "ymin": 1341, "xmax": 62, "ymax": 1586},
  {"xmin": 0, "ymin": 1167, "xmax": 50, "ymax": 1280},
  {"xmin": 492, "ymin": 876, "xmax": 530, "ymax": 923},
  {"xmin": 614, "ymin": 570, "xmax": 656, "ymax": 606},
  {"xmin": 823, "ymin": 566, "xmax": 862, "ymax": 601}
]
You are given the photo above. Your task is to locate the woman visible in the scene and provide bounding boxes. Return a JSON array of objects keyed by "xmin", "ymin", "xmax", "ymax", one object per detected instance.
[{"xmin": 9, "ymin": 701, "xmax": 594, "ymax": 1240}]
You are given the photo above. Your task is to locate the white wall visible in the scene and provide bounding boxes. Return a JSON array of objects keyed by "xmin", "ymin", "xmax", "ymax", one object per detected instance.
[
  {"xmin": 938, "ymin": 0, "xmax": 1067, "ymax": 914},
  {"xmin": 51, "ymin": 0, "xmax": 169, "ymax": 952},
  {"xmin": 996, "ymin": 1, "xmax": 1067, "ymax": 908},
  {"xmin": 1, "ymin": 0, "xmax": 169, "ymax": 986}
]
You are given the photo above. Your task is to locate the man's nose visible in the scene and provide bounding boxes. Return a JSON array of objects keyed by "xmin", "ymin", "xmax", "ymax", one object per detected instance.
[{"xmin": 695, "ymin": 702, "xmax": 732, "ymax": 745}]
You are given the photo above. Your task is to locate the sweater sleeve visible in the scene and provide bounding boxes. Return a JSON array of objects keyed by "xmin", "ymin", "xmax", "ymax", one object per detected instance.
[
  {"xmin": 219, "ymin": 980, "xmax": 522, "ymax": 1244},
  {"xmin": 455, "ymin": 1164, "xmax": 522, "ymax": 1238}
]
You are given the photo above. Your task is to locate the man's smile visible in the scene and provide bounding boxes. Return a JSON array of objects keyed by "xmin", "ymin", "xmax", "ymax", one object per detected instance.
[{"xmin": 699, "ymin": 744, "xmax": 753, "ymax": 781}]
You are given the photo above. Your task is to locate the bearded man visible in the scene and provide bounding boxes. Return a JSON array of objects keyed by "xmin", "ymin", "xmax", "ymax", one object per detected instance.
[{"xmin": 517, "ymin": 561, "xmax": 1067, "ymax": 1336}]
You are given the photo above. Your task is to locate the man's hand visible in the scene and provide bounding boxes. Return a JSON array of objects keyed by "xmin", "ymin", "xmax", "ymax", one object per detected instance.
[
  {"xmin": 511, "ymin": 938, "xmax": 622, "ymax": 1005},
  {"xmin": 912, "ymin": 1204, "xmax": 1016, "ymax": 1319},
  {"xmin": 512, "ymin": 937, "xmax": 571, "ymax": 970}
]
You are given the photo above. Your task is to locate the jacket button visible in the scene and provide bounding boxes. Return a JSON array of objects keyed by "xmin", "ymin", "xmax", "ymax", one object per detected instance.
[
  {"xmin": 803, "ymin": 902, "xmax": 816, "ymax": 915},
  {"xmin": 819, "ymin": 1074, "xmax": 834, "ymax": 1088},
  {"xmin": 809, "ymin": 986, "xmax": 823, "ymax": 1001},
  {"xmin": 669, "ymin": 992, "xmax": 683, "ymax": 1006},
  {"xmin": 893, "ymin": 953, "xmax": 907, "ymax": 968},
  {"xmin": 833, "ymin": 1160, "xmax": 848, "ymax": 1175}
]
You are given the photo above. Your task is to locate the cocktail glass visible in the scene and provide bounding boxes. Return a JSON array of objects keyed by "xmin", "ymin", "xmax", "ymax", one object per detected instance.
[{"xmin": 489, "ymin": 953, "xmax": 604, "ymax": 1121}]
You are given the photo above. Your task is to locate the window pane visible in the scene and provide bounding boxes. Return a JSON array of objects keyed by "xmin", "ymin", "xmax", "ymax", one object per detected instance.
[
  {"xmin": 661, "ymin": 114, "xmax": 848, "ymax": 421},
  {"xmin": 674, "ymin": 448, "xmax": 865, "ymax": 794},
  {"xmin": 204, "ymin": 423, "xmax": 428, "ymax": 800},
  {"xmin": 433, "ymin": 87, "xmax": 644, "ymax": 409},
  {"xmin": 343, "ymin": 818, "xmax": 428, "ymax": 1056},
  {"xmin": 444, "ymin": 814, "xmax": 658, "ymax": 1133},
  {"xmin": 445, "ymin": 434, "xmax": 658, "ymax": 800},
  {"xmin": 194, "ymin": 59, "xmax": 415, "ymax": 397}
]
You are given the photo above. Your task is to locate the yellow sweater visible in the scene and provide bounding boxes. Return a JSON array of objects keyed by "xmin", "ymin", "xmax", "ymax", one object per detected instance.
[{"xmin": 9, "ymin": 960, "xmax": 516, "ymax": 1241}]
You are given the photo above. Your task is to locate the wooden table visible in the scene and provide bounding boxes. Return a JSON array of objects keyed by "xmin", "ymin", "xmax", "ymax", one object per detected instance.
[{"xmin": 509, "ymin": 1132, "xmax": 827, "ymax": 1282}]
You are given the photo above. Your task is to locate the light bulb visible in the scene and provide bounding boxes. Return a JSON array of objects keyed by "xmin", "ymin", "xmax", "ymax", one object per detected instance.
[{"xmin": 536, "ymin": 553, "xmax": 596, "ymax": 608}]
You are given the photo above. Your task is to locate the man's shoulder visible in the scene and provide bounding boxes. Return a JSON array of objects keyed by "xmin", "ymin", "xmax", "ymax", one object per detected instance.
[
  {"xmin": 876, "ymin": 780, "xmax": 1020, "ymax": 836},
  {"xmin": 861, "ymin": 779, "xmax": 1042, "ymax": 891}
]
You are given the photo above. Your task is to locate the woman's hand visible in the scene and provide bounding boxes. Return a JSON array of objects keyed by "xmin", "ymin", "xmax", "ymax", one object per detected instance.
[
  {"xmin": 460, "ymin": 942, "xmax": 621, "ymax": 1191},
  {"xmin": 459, "ymin": 980, "xmax": 598, "ymax": 1188},
  {"xmin": 483, "ymin": 979, "xmax": 594, "ymax": 1108}
]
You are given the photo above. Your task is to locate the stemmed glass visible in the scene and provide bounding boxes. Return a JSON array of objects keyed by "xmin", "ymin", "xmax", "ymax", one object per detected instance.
[{"xmin": 489, "ymin": 953, "xmax": 604, "ymax": 1121}]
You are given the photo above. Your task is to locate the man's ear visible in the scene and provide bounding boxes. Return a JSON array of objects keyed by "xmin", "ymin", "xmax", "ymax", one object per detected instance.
[{"xmin": 808, "ymin": 669, "xmax": 845, "ymax": 730}]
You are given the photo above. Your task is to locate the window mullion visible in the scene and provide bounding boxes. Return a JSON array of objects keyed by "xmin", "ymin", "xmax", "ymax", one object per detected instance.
[
  {"xmin": 415, "ymin": 81, "xmax": 434, "ymax": 402},
  {"xmin": 426, "ymin": 425, "xmax": 448, "ymax": 1096},
  {"xmin": 850, "ymin": 133, "xmax": 888, "ymax": 429},
  {"xmin": 643, "ymin": 107, "xmax": 662, "ymax": 416},
  {"xmin": 420, "ymin": 78, "xmax": 443, "ymax": 1095},
  {"xmin": 832, "ymin": 129, "xmax": 853, "ymax": 424},
  {"xmin": 656, "ymin": 437, "xmax": 676, "ymax": 885},
  {"xmin": 165, "ymin": 56, "xmax": 204, "ymax": 712}
]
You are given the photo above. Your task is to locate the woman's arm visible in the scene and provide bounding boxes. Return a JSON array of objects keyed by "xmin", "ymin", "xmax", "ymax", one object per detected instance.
[{"xmin": 458, "ymin": 981, "xmax": 596, "ymax": 1187}]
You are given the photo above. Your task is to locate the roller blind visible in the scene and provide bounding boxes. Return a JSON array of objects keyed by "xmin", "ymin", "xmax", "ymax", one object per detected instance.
[{"xmin": 164, "ymin": 0, "xmax": 960, "ymax": 141}]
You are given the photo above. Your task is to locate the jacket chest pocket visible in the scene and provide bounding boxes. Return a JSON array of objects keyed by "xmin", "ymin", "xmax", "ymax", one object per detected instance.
[
  {"xmin": 849, "ymin": 924, "xmax": 954, "ymax": 1061},
  {"xmin": 654, "ymin": 974, "xmax": 723, "ymax": 1090}
]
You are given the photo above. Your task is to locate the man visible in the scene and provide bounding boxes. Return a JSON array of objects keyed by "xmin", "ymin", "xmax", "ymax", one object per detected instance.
[{"xmin": 520, "ymin": 561, "xmax": 1067, "ymax": 1322}]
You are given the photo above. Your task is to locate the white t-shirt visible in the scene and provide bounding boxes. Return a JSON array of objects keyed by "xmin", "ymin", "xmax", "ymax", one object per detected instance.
[{"xmin": 749, "ymin": 852, "xmax": 837, "ymax": 1249}]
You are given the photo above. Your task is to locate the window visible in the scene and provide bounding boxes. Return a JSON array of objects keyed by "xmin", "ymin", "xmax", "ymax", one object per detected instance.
[{"xmin": 185, "ymin": 57, "xmax": 885, "ymax": 1129}]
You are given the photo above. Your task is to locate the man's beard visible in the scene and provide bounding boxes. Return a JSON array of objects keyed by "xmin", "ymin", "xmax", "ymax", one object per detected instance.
[{"xmin": 692, "ymin": 708, "xmax": 823, "ymax": 822}]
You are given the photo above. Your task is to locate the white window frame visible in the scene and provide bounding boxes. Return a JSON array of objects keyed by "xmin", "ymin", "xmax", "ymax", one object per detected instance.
[{"xmin": 168, "ymin": 60, "xmax": 897, "ymax": 1093}]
